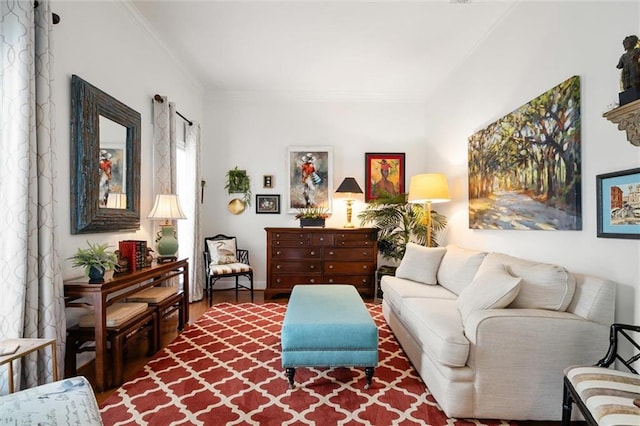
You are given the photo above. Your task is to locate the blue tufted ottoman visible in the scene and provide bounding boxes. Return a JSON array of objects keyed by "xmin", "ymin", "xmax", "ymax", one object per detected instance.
[{"xmin": 281, "ymin": 285, "xmax": 378, "ymax": 389}]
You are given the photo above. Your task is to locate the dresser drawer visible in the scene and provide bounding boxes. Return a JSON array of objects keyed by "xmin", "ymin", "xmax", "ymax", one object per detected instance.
[
  {"xmin": 335, "ymin": 232, "xmax": 376, "ymax": 247},
  {"xmin": 272, "ymin": 247, "xmax": 321, "ymax": 260},
  {"xmin": 271, "ymin": 261, "xmax": 322, "ymax": 274},
  {"xmin": 271, "ymin": 275, "xmax": 324, "ymax": 288},
  {"xmin": 324, "ymin": 261, "xmax": 374, "ymax": 274},
  {"xmin": 324, "ymin": 247, "xmax": 375, "ymax": 261},
  {"xmin": 272, "ymin": 239, "xmax": 309, "ymax": 248},
  {"xmin": 311, "ymin": 233, "xmax": 335, "ymax": 246},
  {"xmin": 324, "ymin": 275, "xmax": 373, "ymax": 287}
]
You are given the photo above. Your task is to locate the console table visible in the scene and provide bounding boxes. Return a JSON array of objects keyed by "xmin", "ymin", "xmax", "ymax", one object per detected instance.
[
  {"xmin": 265, "ymin": 227, "xmax": 377, "ymax": 299},
  {"xmin": 63, "ymin": 259, "xmax": 189, "ymax": 391}
]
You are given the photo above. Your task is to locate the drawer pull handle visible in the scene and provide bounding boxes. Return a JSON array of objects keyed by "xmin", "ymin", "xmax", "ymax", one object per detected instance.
[
  {"xmin": 328, "ymin": 251, "xmax": 334, "ymax": 255},
  {"xmin": 276, "ymin": 251, "xmax": 281, "ymax": 255},
  {"xmin": 310, "ymin": 265, "xmax": 315, "ymax": 269},
  {"xmin": 329, "ymin": 265, "xmax": 334, "ymax": 269},
  {"xmin": 329, "ymin": 279, "xmax": 334, "ymax": 283},
  {"xmin": 310, "ymin": 279, "xmax": 315, "ymax": 283},
  {"xmin": 363, "ymin": 266, "xmax": 368, "ymax": 270},
  {"xmin": 299, "ymin": 241, "xmax": 303, "ymax": 245},
  {"xmin": 277, "ymin": 265, "xmax": 281, "ymax": 269},
  {"xmin": 310, "ymin": 251, "xmax": 315, "ymax": 256},
  {"xmin": 319, "ymin": 237, "xmax": 324, "ymax": 241},
  {"xmin": 362, "ymin": 251, "xmax": 368, "ymax": 256},
  {"xmin": 276, "ymin": 279, "xmax": 281, "ymax": 283},
  {"xmin": 341, "ymin": 242, "xmax": 345, "ymax": 246},
  {"xmin": 276, "ymin": 242, "xmax": 280, "ymax": 245},
  {"xmin": 362, "ymin": 279, "xmax": 367, "ymax": 283}
]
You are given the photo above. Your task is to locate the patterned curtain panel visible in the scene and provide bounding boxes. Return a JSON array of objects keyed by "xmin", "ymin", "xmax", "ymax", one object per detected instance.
[
  {"xmin": 0, "ymin": 0, "xmax": 66, "ymax": 394},
  {"xmin": 153, "ymin": 96, "xmax": 177, "ymax": 195},
  {"xmin": 186, "ymin": 123, "xmax": 203, "ymax": 302}
]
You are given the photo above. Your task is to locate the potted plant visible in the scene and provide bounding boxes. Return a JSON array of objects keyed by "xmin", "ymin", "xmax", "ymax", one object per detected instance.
[
  {"xmin": 68, "ymin": 241, "xmax": 118, "ymax": 283},
  {"xmin": 225, "ymin": 166, "xmax": 252, "ymax": 206},
  {"xmin": 295, "ymin": 207, "xmax": 330, "ymax": 228},
  {"xmin": 357, "ymin": 193, "xmax": 447, "ymax": 263}
]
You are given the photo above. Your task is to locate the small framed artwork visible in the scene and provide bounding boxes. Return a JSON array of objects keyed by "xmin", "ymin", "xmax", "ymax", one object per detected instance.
[
  {"xmin": 596, "ymin": 168, "xmax": 640, "ymax": 239},
  {"xmin": 286, "ymin": 146, "xmax": 333, "ymax": 213},
  {"xmin": 364, "ymin": 153, "xmax": 405, "ymax": 202},
  {"xmin": 256, "ymin": 194, "xmax": 280, "ymax": 214},
  {"xmin": 263, "ymin": 175, "xmax": 274, "ymax": 188}
]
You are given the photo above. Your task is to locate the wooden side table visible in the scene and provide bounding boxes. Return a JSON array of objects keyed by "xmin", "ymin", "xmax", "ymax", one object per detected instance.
[
  {"xmin": 374, "ymin": 266, "xmax": 397, "ymax": 303},
  {"xmin": 0, "ymin": 338, "xmax": 57, "ymax": 393}
]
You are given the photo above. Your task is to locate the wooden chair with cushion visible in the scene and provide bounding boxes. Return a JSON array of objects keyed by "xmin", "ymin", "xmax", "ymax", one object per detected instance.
[
  {"xmin": 562, "ymin": 323, "xmax": 640, "ymax": 425},
  {"xmin": 203, "ymin": 234, "xmax": 254, "ymax": 306}
]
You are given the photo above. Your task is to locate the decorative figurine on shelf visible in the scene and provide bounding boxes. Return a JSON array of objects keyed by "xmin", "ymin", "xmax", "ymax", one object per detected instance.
[
  {"xmin": 146, "ymin": 247, "xmax": 155, "ymax": 267},
  {"xmin": 617, "ymin": 35, "xmax": 640, "ymax": 105},
  {"xmin": 114, "ymin": 250, "xmax": 129, "ymax": 274}
]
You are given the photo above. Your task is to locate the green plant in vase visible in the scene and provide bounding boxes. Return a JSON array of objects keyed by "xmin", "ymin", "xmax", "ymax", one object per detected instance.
[
  {"xmin": 68, "ymin": 241, "xmax": 118, "ymax": 283},
  {"xmin": 357, "ymin": 193, "xmax": 447, "ymax": 262},
  {"xmin": 295, "ymin": 207, "xmax": 330, "ymax": 228}
]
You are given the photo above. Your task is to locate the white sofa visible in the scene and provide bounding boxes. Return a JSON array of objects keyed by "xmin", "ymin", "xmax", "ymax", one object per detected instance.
[{"xmin": 380, "ymin": 243, "xmax": 616, "ymax": 421}]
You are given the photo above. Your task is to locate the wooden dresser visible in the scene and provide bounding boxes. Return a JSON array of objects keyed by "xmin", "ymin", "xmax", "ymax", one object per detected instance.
[{"xmin": 265, "ymin": 227, "xmax": 377, "ymax": 299}]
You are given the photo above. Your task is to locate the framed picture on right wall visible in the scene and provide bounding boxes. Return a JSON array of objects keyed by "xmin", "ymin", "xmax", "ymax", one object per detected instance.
[{"xmin": 596, "ymin": 167, "xmax": 640, "ymax": 239}]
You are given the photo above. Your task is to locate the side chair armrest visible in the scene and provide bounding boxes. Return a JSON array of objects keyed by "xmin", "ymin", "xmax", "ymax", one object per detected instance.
[
  {"xmin": 596, "ymin": 323, "xmax": 640, "ymax": 372},
  {"xmin": 237, "ymin": 249, "xmax": 250, "ymax": 265}
]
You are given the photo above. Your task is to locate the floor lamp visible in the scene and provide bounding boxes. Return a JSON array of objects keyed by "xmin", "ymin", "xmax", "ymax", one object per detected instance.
[{"xmin": 407, "ymin": 173, "xmax": 450, "ymax": 247}]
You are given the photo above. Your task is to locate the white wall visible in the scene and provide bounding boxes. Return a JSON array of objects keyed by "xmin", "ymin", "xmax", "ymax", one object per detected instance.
[
  {"xmin": 425, "ymin": 1, "xmax": 640, "ymax": 325},
  {"xmin": 202, "ymin": 1, "xmax": 639, "ymax": 324},
  {"xmin": 53, "ymin": 2, "xmax": 203, "ymax": 278}
]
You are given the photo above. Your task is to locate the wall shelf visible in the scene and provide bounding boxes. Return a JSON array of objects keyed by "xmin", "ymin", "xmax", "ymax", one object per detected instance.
[{"xmin": 603, "ymin": 98, "xmax": 640, "ymax": 146}]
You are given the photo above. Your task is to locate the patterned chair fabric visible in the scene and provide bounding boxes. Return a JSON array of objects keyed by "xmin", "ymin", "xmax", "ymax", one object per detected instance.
[
  {"xmin": 203, "ymin": 234, "xmax": 254, "ymax": 306},
  {"xmin": 562, "ymin": 323, "xmax": 640, "ymax": 426}
]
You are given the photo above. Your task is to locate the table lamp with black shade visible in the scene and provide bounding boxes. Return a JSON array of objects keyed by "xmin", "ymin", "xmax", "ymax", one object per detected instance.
[{"xmin": 335, "ymin": 177, "xmax": 363, "ymax": 228}]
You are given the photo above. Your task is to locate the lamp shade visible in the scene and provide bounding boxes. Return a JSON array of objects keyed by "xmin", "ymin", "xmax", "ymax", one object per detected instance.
[
  {"xmin": 147, "ymin": 194, "xmax": 187, "ymax": 220},
  {"xmin": 335, "ymin": 177, "xmax": 363, "ymax": 194},
  {"xmin": 407, "ymin": 173, "xmax": 450, "ymax": 204}
]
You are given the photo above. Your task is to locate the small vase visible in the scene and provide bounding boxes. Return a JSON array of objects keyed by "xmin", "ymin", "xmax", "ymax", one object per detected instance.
[
  {"xmin": 88, "ymin": 265, "xmax": 106, "ymax": 283},
  {"xmin": 299, "ymin": 218, "xmax": 326, "ymax": 228}
]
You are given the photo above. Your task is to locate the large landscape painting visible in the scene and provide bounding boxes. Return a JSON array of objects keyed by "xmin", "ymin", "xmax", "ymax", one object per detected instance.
[{"xmin": 468, "ymin": 76, "xmax": 581, "ymax": 230}]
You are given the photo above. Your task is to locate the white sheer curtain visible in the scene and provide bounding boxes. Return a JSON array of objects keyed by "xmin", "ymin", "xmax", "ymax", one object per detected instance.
[
  {"xmin": 0, "ymin": 0, "xmax": 65, "ymax": 394},
  {"xmin": 185, "ymin": 123, "xmax": 203, "ymax": 302}
]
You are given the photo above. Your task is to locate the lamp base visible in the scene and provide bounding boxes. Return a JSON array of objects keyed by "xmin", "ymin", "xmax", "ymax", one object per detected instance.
[{"xmin": 343, "ymin": 223, "xmax": 355, "ymax": 228}]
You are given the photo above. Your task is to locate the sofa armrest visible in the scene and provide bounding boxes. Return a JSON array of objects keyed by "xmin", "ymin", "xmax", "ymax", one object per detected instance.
[{"xmin": 462, "ymin": 308, "xmax": 611, "ymax": 420}]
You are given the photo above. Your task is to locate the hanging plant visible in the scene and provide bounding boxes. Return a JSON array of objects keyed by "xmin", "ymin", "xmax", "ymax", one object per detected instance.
[
  {"xmin": 225, "ymin": 167, "xmax": 251, "ymax": 206},
  {"xmin": 357, "ymin": 193, "xmax": 447, "ymax": 262}
]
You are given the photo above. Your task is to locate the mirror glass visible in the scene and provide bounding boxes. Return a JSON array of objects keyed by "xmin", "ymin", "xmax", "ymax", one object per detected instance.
[{"xmin": 71, "ymin": 75, "xmax": 141, "ymax": 234}]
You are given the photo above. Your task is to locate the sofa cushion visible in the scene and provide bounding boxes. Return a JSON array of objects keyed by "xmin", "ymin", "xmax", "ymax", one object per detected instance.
[
  {"xmin": 381, "ymin": 275, "xmax": 457, "ymax": 316},
  {"xmin": 456, "ymin": 264, "xmax": 521, "ymax": 322},
  {"xmin": 395, "ymin": 243, "xmax": 446, "ymax": 285},
  {"xmin": 401, "ymin": 298, "xmax": 469, "ymax": 367},
  {"xmin": 478, "ymin": 252, "xmax": 576, "ymax": 311},
  {"xmin": 437, "ymin": 244, "xmax": 488, "ymax": 295}
]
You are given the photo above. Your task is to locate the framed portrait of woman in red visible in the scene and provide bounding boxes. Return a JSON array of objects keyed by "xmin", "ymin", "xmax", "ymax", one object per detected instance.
[{"xmin": 364, "ymin": 153, "xmax": 405, "ymax": 202}]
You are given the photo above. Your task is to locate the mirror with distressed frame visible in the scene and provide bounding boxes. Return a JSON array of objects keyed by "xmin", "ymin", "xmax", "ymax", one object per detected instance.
[{"xmin": 71, "ymin": 74, "xmax": 141, "ymax": 233}]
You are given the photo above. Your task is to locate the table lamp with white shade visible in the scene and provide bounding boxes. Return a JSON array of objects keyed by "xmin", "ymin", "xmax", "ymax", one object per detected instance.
[
  {"xmin": 147, "ymin": 194, "xmax": 187, "ymax": 260},
  {"xmin": 407, "ymin": 173, "xmax": 450, "ymax": 247}
]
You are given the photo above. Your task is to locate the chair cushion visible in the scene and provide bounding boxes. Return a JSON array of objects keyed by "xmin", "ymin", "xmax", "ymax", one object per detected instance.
[
  {"xmin": 207, "ymin": 238, "xmax": 237, "ymax": 264},
  {"xmin": 565, "ymin": 366, "xmax": 640, "ymax": 426},
  {"xmin": 208, "ymin": 262, "xmax": 251, "ymax": 275},
  {"xmin": 127, "ymin": 286, "xmax": 177, "ymax": 303},
  {"xmin": 381, "ymin": 275, "xmax": 456, "ymax": 317},
  {"xmin": 79, "ymin": 302, "xmax": 148, "ymax": 327},
  {"xmin": 456, "ymin": 264, "xmax": 521, "ymax": 322},
  {"xmin": 395, "ymin": 243, "xmax": 446, "ymax": 285}
]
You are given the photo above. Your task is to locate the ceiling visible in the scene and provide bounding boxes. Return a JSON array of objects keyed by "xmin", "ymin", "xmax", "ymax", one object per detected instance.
[{"xmin": 131, "ymin": 1, "xmax": 518, "ymax": 101}]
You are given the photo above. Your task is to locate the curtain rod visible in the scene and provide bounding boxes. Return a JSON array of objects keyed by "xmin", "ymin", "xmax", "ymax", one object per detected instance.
[{"xmin": 153, "ymin": 94, "xmax": 193, "ymax": 126}]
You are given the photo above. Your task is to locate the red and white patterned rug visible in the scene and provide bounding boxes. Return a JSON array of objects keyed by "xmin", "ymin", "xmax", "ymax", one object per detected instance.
[{"xmin": 100, "ymin": 303, "xmax": 515, "ymax": 425}]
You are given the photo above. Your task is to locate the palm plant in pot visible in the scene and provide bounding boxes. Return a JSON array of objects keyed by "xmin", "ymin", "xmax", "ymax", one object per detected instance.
[
  {"xmin": 357, "ymin": 193, "xmax": 447, "ymax": 263},
  {"xmin": 68, "ymin": 241, "xmax": 118, "ymax": 283}
]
